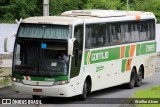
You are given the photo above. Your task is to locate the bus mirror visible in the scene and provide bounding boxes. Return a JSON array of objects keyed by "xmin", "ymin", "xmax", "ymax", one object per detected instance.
[
  {"xmin": 68, "ymin": 38, "xmax": 76, "ymax": 56},
  {"xmin": 4, "ymin": 34, "xmax": 16, "ymax": 53}
]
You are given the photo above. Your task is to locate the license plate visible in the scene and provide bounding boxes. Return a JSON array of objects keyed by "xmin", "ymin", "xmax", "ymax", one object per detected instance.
[{"xmin": 33, "ymin": 89, "xmax": 42, "ymax": 92}]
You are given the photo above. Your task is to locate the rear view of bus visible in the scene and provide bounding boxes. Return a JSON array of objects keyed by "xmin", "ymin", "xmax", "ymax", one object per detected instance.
[{"xmin": 7, "ymin": 10, "xmax": 156, "ymax": 100}]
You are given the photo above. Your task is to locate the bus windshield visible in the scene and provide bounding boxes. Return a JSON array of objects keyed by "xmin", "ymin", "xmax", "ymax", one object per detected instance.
[
  {"xmin": 18, "ymin": 24, "xmax": 70, "ymax": 39},
  {"xmin": 13, "ymin": 39, "xmax": 69, "ymax": 77}
]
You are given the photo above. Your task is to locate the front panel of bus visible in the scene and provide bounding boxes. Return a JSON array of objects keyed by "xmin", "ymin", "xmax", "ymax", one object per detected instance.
[{"xmin": 11, "ymin": 23, "xmax": 84, "ymax": 97}]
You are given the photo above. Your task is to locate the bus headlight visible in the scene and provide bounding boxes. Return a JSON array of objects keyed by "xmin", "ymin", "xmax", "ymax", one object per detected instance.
[
  {"xmin": 54, "ymin": 80, "xmax": 69, "ymax": 85},
  {"xmin": 12, "ymin": 77, "xmax": 22, "ymax": 83},
  {"xmin": 12, "ymin": 77, "xmax": 17, "ymax": 81}
]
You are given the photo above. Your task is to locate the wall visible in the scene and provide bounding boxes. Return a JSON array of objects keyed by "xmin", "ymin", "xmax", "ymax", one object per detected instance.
[
  {"xmin": 0, "ymin": 24, "xmax": 18, "ymax": 54},
  {"xmin": 156, "ymin": 24, "xmax": 160, "ymax": 53}
]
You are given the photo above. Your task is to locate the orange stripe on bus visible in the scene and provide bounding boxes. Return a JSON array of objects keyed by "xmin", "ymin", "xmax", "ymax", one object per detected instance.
[
  {"xmin": 87, "ymin": 51, "xmax": 91, "ymax": 64},
  {"xmin": 88, "ymin": 52, "xmax": 91, "ymax": 64},
  {"xmin": 126, "ymin": 58, "xmax": 132, "ymax": 71},
  {"xmin": 121, "ymin": 46, "xmax": 125, "ymax": 58},
  {"xmin": 130, "ymin": 45, "xmax": 136, "ymax": 57},
  {"xmin": 136, "ymin": 15, "xmax": 140, "ymax": 20}
]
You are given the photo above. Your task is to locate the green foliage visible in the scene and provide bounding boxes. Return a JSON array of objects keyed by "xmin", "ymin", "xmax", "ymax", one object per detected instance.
[
  {"xmin": 0, "ymin": 0, "xmax": 39, "ymax": 23},
  {"xmin": 49, "ymin": 0, "xmax": 83, "ymax": 15},
  {"xmin": 133, "ymin": 0, "xmax": 160, "ymax": 22},
  {"xmin": 0, "ymin": 0, "xmax": 160, "ymax": 23},
  {"xmin": 84, "ymin": 0, "xmax": 121, "ymax": 10},
  {"xmin": 0, "ymin": 76, "xmax": 11, "ymax": 85},
  {"xmin": 131, "ymin": 86, "xmax": 160, "ymax": 107}
]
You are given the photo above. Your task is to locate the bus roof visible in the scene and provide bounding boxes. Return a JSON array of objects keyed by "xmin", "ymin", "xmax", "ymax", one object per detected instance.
[
  {"xmin": 62, "ymin": 10, "xmax": 154, "ymax": 17},
  {"xmin": 21, "ymin": 10, "xmax": 155, "ymax": 25},
  {"xmin": 22, "ymin": 16, "xmax": 83, "ymax": 25}
]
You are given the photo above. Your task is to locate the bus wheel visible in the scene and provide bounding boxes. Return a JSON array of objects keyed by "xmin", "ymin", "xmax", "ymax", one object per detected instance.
[
  {"xmin": 126, "ymin": 69, "xmax": 136, "ymax": 89},
  {"xmin": 32, "ymin": 95, "xmax": 40, "ymax": 99},
  {"xmin": 79, "ymin": 80, "xmax": 88, "ymax": 100},
  {"xmin": 135, "ymin": 67, "xmax": 143, "ymax": 87}
]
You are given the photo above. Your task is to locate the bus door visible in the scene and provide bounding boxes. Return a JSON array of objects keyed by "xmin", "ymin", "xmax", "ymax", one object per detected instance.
[{"xmin": 70, "ymin": 25, "xmax": 84, "ymax": 78}]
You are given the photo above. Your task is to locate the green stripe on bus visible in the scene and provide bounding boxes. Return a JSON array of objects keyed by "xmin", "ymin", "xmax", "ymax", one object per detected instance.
[
  {"xmin": 84, "ymin": 41, "xmax": 156, "ymax": 65},
  {"xmin": 136, "ymin": 44, "xmax": 141, "ymax": 56},
  {"xmin": 31, "ymin": 77, "xmax": 46, "ymax": 81},
  {"xmin": 109, "ymin": 47, "xmax": 120, "ymax": 61},
  {"xmin": 31, "ymin": 76, "xmax": 68, "ymax": 81},
  {"xmin": 12, "ymin": 73, "xmax": 68, "ymax": 81},
  {"xmin": 54, "ymin": 76, "xmax": 68, "ymax": 81},
  {"xmin": 140, "ymin": 42, "xmax": 156, "ymax": 55},
  {"xmin": 125, "ymin": 46, "xmax": 130, "ymax": 58},
  {"xmin": 84, "ymin": 51, "xmax": 88, "ymax": 65},
  {"xmin": 87, "ymin": 47, "xmax": 120, "ymax": 64},
  {"xmin": 122, "ymin": 59, "xmax": 127, "ymax": 72}
]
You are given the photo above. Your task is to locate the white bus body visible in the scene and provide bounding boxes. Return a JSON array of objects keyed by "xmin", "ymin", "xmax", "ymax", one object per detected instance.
[{"xmin": 9, "ymin": 10, "xmax": 156, "ymax": 99}]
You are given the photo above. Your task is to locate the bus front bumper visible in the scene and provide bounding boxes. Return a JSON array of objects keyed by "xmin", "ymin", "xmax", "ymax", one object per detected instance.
[{"xmin": 12, "ymin": 82, "xmax": 74, "ymax": 97}]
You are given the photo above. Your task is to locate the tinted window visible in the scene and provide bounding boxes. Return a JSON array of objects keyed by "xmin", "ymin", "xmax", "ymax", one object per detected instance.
[
  {"xmin": 109, "ymin": 24, "xmax": 121, "ymax": 45},
  {"xmin": 70, "ymin": 25, "xmax": 84, "ymax": 78},
  {"xmin": 131, "ymin": 22, "xmax": 140, "ymax": 42},
  {"xmin": 140, "ymin": 21, "xmax": 148, "ymax": 41},
  {"xmin": 85, "ymin": 19, "xmax": 155, "ymax": 49}
]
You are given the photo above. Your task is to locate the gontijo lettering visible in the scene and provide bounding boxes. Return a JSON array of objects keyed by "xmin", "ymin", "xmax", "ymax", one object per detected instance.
[{"xmin": 91, "ymin": 51, "xmax": 109, "ymax": 61}]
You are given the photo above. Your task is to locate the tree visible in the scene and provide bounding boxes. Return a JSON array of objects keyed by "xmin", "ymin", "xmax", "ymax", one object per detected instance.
[
  {"xmin": 119, "ymin": 0, "xmax": 137, "ymax": 10},
  {"xmin": 0, "ymin": 0, "xmax": 15, "ymax": 22},
  {"xmin": 133, "ymin": 0, "xmax": 160, "ymax": 22},
  {"xmin": 83, "ymin": 0, "xmax": 121, "ymax": 10},
  {"xmin": 49, "ymin": 0, "xmax": 83, "ymax": 15},
  {"xmin": 0, "ymin": 0, "xmax": 160, "ymax": 23},
  {"xmin": 0, "ymin": 0, "xmax": 39, "ymax": 23}
]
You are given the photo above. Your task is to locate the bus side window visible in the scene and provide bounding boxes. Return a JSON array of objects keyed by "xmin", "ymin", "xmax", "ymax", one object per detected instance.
[
  {"xmin": 92, "ymin": 25, "xmax": 98, "ymax": 46},
  {"xmin": 97, "ymin": 24, "xmax": 105, "ymax": 46},
  {"xmin": 110, "ymin": 24, "xmax": 121, "ymax": 45},
  {"xmin": 149, "ymin": 20, "xmax": 155, "ymax": 40},
  {"xmin": 131, "ymin": 22, "xmax": 140, "ymax": 42},
  {"xmin": 116, "ymin": 24, "xmax": 121, "ymax": 43},
  {"xmin": 85, "ymin": 27, "xmax": 90, "ymax": 48},
  {"xmin": 72, "ymin": 41, "xmax": 79, "ymax": 67},
  {"xmin": 121, "ymin": 24, "xmax": 125, "ymax": 43},
  {"xmin": 135, "ymin": 23, "xmax": 139, "ymax": 41},
  {"xmin": 140, "ymin": 21, "xmax": 148, "ymax": 41},
  {"xmin": 147, "ymin": 20, "xmax": 151, "ymax": 40},
  {"xmin": 122, "ymin": 23, "xmax": 132, "ymax": 43},
  {"xmin": 105, "ymin": 25, "xmax": 110, "ymax": 46},
  {"xmin": 71, "ymin": 25, "xmax": 83, "ymax": 78}
]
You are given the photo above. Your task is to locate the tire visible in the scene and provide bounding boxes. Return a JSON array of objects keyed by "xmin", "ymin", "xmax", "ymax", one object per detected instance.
[
  {"xmin": 135, "ymin": 67, "xmax": 143, "ymax": 87},
  {"xmin": 32, "ymin": 95, "xmax": 40, "ymax": 99},
  {"xmin": 79, "ymin": 80, "xmax": 88, "ymax": 100},
  {"xmin": 125, "ymin": 69, "xmax": 136, "ymax": 89}
]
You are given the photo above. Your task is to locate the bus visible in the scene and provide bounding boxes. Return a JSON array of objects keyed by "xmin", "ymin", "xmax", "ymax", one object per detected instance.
[{"xmin": 5, "ymin": 10, "xmax": 156, "ymax": 100}]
